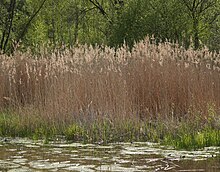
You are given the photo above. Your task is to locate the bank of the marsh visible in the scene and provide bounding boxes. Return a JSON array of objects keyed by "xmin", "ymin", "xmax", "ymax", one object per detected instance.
[
  {"xmin": 0, "ymin": 106, "xmax": 219, "ymax": 150},
  {"xmin": 0, "ymin": 39, "xmax": 219, "ymax": 149}
]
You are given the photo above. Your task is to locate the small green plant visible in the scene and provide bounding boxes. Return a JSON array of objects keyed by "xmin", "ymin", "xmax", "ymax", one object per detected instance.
[{"xmin": 65, "ymin": 124, "xmax": 85, "ymax": 141}]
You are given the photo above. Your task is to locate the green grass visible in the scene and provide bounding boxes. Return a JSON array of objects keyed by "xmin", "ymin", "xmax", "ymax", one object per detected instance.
[
  {"xmin": 1, "ymin": 111, "xmax": 219, "ymax": 150},
  {"xmin": 0, "ymin": 111, "xmax": 60, "ymax": 141},
  {"xmin": 164, "ymin": 127, "xmax": 220, "ymax": 150}
]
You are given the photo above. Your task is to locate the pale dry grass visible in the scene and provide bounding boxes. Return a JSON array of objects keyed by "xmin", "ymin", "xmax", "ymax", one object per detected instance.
[{"xmin": 0, "ymin": 37, "xmax": 219, "ymax": 126}]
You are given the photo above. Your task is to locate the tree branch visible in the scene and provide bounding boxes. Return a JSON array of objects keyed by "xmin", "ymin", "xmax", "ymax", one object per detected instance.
[
  {"xmin": 199, "ymin": 0, "xmax": 217, "ymax": 13},
  {"xmin": 88, "ymin": 0, "xmax": 112, "ymax": 23},
  {"xmin": 16, "ymin": 0, "xmax": 47, "ymax": 44},
  {"xmin": 89, "ymin": 0, "xmax": 107, "ymax": 16},
  {"xmin": 181, "ymin": 0, "xmax": 194, "ymax": 11}
]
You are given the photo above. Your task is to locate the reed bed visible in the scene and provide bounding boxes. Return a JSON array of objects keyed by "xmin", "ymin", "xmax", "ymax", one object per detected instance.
[{"xmin": 0, "ymin": 37, "xmax": 219, "ymax": 148}]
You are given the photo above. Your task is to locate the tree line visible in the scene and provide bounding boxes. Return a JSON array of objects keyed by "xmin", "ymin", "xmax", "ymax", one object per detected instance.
[{"xmin": 0, "ymin": 0, "xmax": 219, "ymax": 54}]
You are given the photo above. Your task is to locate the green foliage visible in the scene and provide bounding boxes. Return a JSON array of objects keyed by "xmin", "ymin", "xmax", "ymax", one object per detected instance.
[
  {"xmin": 108, "ymin": 0, "xmax": 148, "ymax": 48},
  {"xmin": 0, "ymin": 0, "xmax": 219, "ymax": 53},
  {"xmin": 172, "ymin": 129, "xmax": 220, "ymax": 150},
  {"xmin": 65, "ymin": 124, "xmax": 86, "ymax": 141},
  {"xmin": 0, "ymin": 109, "xmax": 220, "ymax": 150}
]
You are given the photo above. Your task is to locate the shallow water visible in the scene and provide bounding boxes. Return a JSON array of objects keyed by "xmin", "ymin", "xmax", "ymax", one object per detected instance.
[{"xmin": 0, "ymin": 138, "xmax": 219, "ymax": 172}]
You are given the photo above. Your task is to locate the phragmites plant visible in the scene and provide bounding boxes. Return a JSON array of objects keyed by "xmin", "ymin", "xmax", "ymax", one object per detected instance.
[{"xmin": 0, "ymin": 37, "xmax": 219, "ymax": 141}]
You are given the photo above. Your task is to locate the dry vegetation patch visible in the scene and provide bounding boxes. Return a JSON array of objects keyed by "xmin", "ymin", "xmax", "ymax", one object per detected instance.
[{"xmin": 0, "ymin": 38, "xmax": 219, "ymax": 147}]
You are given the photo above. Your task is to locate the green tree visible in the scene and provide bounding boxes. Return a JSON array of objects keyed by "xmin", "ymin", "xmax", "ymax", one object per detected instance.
[
  {"xmin": 179, "ymin": 0, "xmax": 220, "ymax": 49},
  {"xmin": 0, "ymin": 0, "xmax": 219, "ymax": 54},
  {"xmin": 108, "ymin": 0, "xmax": 148, "ymax": 48},
  {"xmin": 0, "ymin": 0, "xmax": 47, "ymax": 53},
  {"xmin": 109, "ymin": 0, "xmax": 190, "ymax": 48}
]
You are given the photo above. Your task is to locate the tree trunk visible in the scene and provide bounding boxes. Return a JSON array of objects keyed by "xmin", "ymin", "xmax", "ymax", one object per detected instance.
[
  {"xmin": 74, "ymin": 7, "xmax": 79, "ymax": 44},
  {"xmin": 193, "ymin": 18, "xmax": 199, "ymax": 49},
  {"xmin": 0, "ymin": 30, "xmax": 6, "ymax": 50},
  {"xmin": 0, "ymin": 0, "xmax": 16, "ymax": 53},
  {"xmin": 3, "ymin": 0, "xmax": 16, "ymax": 53}
]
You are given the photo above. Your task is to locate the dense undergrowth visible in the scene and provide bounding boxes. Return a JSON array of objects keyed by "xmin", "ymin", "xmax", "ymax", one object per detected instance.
[{"xmin": 0, "ymin": 38, "xmax": 220, "ymax": 149}]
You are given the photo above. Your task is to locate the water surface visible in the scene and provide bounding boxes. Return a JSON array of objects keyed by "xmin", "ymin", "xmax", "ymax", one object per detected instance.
[{"xmin": 0, "ymin": 138, "xmax": 219, "ymax": 171}]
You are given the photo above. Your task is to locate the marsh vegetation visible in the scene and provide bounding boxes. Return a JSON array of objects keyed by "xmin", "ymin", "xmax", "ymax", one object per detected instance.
[{"xmin": 0, "ymin": 38, "xmax": 219, "ymax": 149}]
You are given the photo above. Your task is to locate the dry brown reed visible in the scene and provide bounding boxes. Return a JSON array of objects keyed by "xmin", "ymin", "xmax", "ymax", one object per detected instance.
[{"xmin": 0, "ymin": 37, "xmax": 219, "ymax": 127}]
